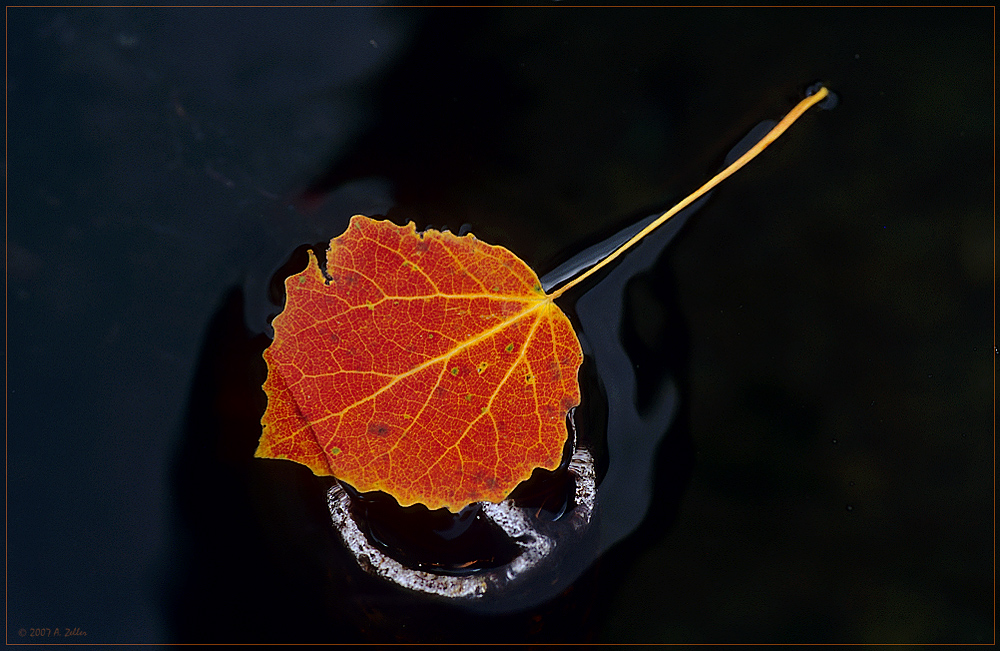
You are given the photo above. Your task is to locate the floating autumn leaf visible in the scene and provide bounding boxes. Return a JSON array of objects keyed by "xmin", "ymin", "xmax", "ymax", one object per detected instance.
[
  {"xmin": 257, "ymin": 217, "xmax": 582, "ymax": 511},
  {"xmin": 256, "ymin": 86, "xmax": 833, "ymax": 512}
]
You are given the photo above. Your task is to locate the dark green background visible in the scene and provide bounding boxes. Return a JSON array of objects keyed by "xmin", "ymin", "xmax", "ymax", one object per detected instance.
[{"xmin": 8, "ymin": 7, "xmax": 991, "ymax": 643}]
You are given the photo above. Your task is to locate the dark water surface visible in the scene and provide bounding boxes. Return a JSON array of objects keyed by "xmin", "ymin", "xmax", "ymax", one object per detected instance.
[{"xmin": 8, "ymin": 7, "xmax": 991, "ymax": 644}]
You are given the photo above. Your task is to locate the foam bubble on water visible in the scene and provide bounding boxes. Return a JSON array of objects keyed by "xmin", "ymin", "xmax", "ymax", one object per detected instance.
[{"xmin": 328, "ymin": 448, "xmax": 596, "ymax": 602}]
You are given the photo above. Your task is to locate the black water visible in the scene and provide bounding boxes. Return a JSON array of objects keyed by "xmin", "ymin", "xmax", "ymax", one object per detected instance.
[{"xmin": 8, "ymin": 7, "xmax": 991, "ymax": 644}]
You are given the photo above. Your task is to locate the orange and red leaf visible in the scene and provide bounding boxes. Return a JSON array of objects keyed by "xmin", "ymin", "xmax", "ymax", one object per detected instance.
[{"xmin": 257, "ymin": 215, "xmax": 583, "ymax": 512}]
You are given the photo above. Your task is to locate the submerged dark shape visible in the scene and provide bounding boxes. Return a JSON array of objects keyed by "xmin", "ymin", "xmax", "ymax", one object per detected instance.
[{"xmin": 321, "ymin": 194, "xmax": 695, "ymax": 611}]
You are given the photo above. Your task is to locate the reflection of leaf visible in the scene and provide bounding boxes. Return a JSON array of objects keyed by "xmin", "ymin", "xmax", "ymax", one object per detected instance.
[{"xmin": 256, "ymin": 86, "xmax": 832, "ymax": 512}]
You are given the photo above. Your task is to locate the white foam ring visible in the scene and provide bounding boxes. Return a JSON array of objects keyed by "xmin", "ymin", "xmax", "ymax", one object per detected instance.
[{"xmin": 327, "ymin": 447, "xmax": 596, "ymax": 600}]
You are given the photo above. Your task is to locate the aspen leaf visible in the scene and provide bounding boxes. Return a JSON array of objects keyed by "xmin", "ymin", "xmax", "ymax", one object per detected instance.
[
  {"xmin": 257, "ymin": 216, "xmax": 582, "ymax": 512},
  {"xmin": 256, "ymin": 86, "xmax": 833, "ymax": 513}
]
